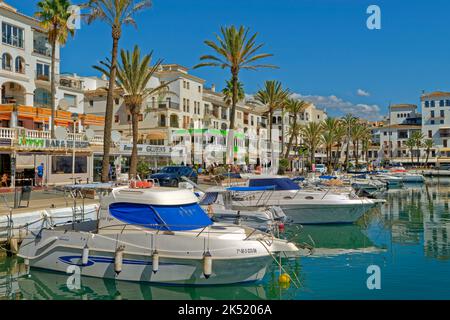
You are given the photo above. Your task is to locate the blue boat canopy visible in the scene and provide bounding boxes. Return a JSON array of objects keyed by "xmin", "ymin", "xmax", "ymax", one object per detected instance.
[
  {"xmin": 109, "ymin": 202, "xmax": 213, "ymax": 231},
  {"xmin": 227, "ymin": 186, "xmax": 275, "ymax": 192},
  {"xmin": 249, "ymin": 178, "xmax": 300, "ymax": 191}
]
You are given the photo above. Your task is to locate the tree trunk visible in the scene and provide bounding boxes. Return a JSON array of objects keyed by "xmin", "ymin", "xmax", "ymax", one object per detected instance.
[
  {"xmin": 50, "ymin": 40, "xmax": 57, "ymax": 138},
  {"xmin": 345, "ymin": 136, "xmax": 350, "ymax": 169},
  {"xmin": 129, "ymin": 106, "xmax": 139, "ymax": 179},
  {"xmin": 425, "ymin": 151, "xmax": 429, "ymax": 167},
  {"xmin": 101, "ymin": 30, "xmax": 120, "ymax": 183},
  {"xmin": 226, "ymin": 71, "xmax": 238, "ymax": 165},
  {"xmin": 416, "ymin": 148, "xmax": 420, "ymax": 166},
  {"xmin": 284, "ymin": 117, "xmax": 296, "ymax": 159}
]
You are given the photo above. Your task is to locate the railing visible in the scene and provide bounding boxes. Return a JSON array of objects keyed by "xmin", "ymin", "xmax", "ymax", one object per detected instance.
[
  {"xmin": 158, "ymin": 102, "xmax": 180, "ymax": 110},
  {"xmin": 33, "ymin": 45, "xmax": 51, "ymax": 57},
  {"xmin": 0, "ymin": 127, "xmax": 16, "ymax": 139},
  {"xmin": 60, "ymin": 78, "xmax": 83, "ymax": 90},
  {"xmin": 24, "ymin": 129, "xmax": 51, "ymax": 139}
]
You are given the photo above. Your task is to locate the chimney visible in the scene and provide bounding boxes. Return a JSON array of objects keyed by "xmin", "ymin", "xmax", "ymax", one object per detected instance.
[{"xmin": 211, "ymin": 84, "xmax": 215, "ymax": 92}]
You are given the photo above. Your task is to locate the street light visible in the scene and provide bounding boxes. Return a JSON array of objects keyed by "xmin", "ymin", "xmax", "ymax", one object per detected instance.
[{"xmin": 71, "ymin": 113, "xmax": 79, "ymax": 182}]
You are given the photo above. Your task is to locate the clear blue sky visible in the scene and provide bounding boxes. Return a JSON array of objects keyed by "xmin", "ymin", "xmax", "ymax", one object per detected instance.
[{"xmin": 8, "ymin": 0, "xmax": 450, "ymax": 119}]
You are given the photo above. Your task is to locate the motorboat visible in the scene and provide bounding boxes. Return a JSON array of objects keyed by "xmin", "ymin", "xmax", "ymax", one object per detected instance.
[
  {"xmin": 230, "ymin": 175, "xmax": 381, "ymax": 225},
  {"xmin": 372, "ymin": 174, "xmax": 403, "ymax": 188},
  {"xmin": 17, "ymin": 185, "xmax": 298, "ymax": 285},
  {"xmin": 392, "ymin": 172, "xmax": 425, "ymax": 183},
  {"xmin": 199, "ymin": 186, "xmax": 288, "ymax": 232}
]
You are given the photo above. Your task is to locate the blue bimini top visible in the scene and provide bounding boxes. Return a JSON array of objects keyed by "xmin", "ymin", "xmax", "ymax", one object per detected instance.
[
  {"xmin": 248, "ymin": 178, "xmax": 300, "ymax": 191},
  {"xmin": 227, "ymin": 186, "xmax": 275, "ymax": 192},
  {"xmin": 109, "ymin": 202, "xmax": 213, "ymax": 231}
]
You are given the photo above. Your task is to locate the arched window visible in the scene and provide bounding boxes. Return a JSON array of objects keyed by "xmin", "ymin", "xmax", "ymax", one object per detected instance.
[
  {"xmin": 15, "ymin": 56, "xmax": 25, "ymax": 73},
  {"xmin": 2, "ymin": 53, "xmax": 12, "ymax": 71},
  {"xmin": 34, "ymin": 88, "xmax": 51, "ymax": 107}
]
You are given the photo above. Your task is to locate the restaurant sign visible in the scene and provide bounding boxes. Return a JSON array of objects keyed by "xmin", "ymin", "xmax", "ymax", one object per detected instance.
[
  {"xmin": 118, "ymin": 144, "xmax": 171, "ymax": 156},
  {"xmin": 17, "ymin": 136, "xmax": 90, "ymax": 149}
]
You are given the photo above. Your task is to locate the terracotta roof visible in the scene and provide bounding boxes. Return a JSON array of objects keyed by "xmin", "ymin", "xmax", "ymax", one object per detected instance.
[
  {"xmin": 421, "ymin": 91, "xmax": 450, "ymax": 100},
  {"xmin": 389, "ymin": 104, "xmax": 417, "ymax": 109}
]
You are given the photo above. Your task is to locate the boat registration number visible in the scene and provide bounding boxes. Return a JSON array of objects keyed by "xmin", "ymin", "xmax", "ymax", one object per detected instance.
[{"xmin": 236, "ymin": 248, "xmax": 257, "ymax": 254}]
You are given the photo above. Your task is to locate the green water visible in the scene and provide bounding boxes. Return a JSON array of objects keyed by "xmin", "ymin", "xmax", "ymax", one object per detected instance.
[{"xmin": 1, "ymin": 179, "xmax": 450, "ymax": 300}]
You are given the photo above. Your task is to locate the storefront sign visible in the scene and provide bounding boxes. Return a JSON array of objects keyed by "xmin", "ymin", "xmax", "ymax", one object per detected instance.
[
  {"xmin": 0, "ymin": 138, "xmax": 12, "ymax": 147},
  {"xmin": 118, "ymin": 144, "xmax": 171, "ymax": 156},
  {"xmin": 17, "ymin": 137, "xmax": 90, "ymax": 149}
]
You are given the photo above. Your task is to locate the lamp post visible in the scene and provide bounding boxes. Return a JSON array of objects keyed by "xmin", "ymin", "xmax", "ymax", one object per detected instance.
[{"xmin": 71, "ymin": 113, "xmax": 79, "ymax": 182}]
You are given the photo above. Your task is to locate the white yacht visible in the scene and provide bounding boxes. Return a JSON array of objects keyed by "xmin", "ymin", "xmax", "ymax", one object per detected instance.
[
  {"xmin": 18, "ymin": 186, "xmax": 298, "ymax": 285},
  {"xmin": 231, "ymin": 175, "xmax": 379, "ymax": 224}
]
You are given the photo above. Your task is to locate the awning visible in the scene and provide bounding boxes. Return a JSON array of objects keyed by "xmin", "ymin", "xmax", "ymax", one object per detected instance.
[
  {"xmin": 440, "ymin": 148, "xmax": 450, "ymax": 152},
  {"xmin": 146, "ymin": 132, "xmax": 167, "ymax": 140}
]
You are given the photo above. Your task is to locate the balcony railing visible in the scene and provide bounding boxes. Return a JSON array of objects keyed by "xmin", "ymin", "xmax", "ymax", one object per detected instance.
[
  {"xmin": 33, "ymin": 42, "xmax": 51, "ymax": 57},
  {"xmin": 158, "ymin": 102, "xmax": 180, "ymax": 110},
  {"xmin": 36, "ymin": 74, "xmax": 50, "ymax": 81},
  {"xmin": 60, "ymin": 78, "xmax": 83, "ymax": 90}
]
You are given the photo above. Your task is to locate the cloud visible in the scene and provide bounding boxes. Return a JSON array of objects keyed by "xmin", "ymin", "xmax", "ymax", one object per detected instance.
[
  {"xmin": 291, "ymin": 93, "xmax": 382, "ymax": 120},
  {"xmin": 357, "ymin": 89, "xmax": 370, "ymax": 97}
]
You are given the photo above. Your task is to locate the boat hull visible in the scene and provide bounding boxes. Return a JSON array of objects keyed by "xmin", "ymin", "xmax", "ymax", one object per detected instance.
[{"xmin": 280, "ymin": 203, "xmax": 375, "ymax": 224}]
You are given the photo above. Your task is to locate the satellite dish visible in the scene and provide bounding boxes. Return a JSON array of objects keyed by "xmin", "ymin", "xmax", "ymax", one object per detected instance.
[
  {"xmin": 58, "ymin": 99, "xmax": 69, "ymax": 111},
  {"xmin": 111, "ymin": 130, "xmax": 122, "ymax": 143},
  {"xmin": 85, "ymin": 129, "xmax": 95, "ymax": 139},
  {"xmin": 55, "ymin": 126, "xmax": 68, "ymax": 140}
]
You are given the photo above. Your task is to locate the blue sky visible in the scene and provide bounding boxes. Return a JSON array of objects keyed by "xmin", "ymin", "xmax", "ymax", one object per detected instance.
[{"xmin": 8, "ymin": 0, "xmax": 450, "ymax": 119}]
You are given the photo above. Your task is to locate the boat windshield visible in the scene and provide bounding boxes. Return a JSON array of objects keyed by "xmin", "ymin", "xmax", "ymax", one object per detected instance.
[
  {"xmin": 109, "ymin": 202, "xmax": 213, "ymax": 231},
  {"xmin": 249, "ymin": 178, "xmax": 300, "ymax": 191}
]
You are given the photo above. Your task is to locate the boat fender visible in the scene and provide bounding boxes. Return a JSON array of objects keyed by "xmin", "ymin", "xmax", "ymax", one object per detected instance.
[
  {"xmin": 203, "ymin": 251, "xmax": 212, "ymax": 279},
  {"xmin": 152, "ymin": 250, "xmax": 159, "ymax": 274},
  {"xmin": 9, "ymin": 238, "xmax": 18, "ymax": 254},
  {"xmin": 278, "ymin": 222, "xmax": 285, "ymax": 232},
  {"xmin": 279, "ymin": 273, "xmax": 291, "ymax": 287},
  {"xmin": 114, "ymin": 246, "xmax": 125, "ymax": 274},
  {"xmin": 82, "ymin": 244, "xmax": 90, "ymax": 266}
]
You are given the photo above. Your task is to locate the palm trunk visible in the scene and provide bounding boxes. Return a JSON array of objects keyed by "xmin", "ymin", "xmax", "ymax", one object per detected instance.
[
  {"xmin": 345, "ymin": 136, "xmax": 350, "ymax": 169},
  {"xmin": 425, "ymin": 151, "xmax": 430, "ymax": 167},
  {"xmin": 355, "ymin": 140, "xmax": 359, "ymax": 167},
  {"xmin": 50, "ymin": 39, "xmax": 56, "ymax": 138},
  {"xmin": 416, "ymin": 147, "xmax": 420, "ymax": 166},
  {"xmin": 101, "ymin": 30, "xmax": 120, "ymax": 182},
  {"xmin": 284, "ymin": 118, "xmax": 297, "ymax": 159},
  {"xmin": 226, "ymin": 71, "xmax": 238, "ymax": 165},
  {"xmin": 129, "ymin": 106, "xmax": 139, "ymax": 179}
]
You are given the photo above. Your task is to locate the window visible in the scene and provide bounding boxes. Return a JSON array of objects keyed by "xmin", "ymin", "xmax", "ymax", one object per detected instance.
[
  {"xmin": 431, "ymin": 100, "xmax": 435, "ymax": 107},
  {"xmin": 198, "ymin": 86, "xmax": 201, "ymax": 93},
  {"xmin": 89, "ymin": 100, "xmax": 94, "ymax": 107},
  {"xmin": 115, "ymin": 98, "xmax": 120, "ymax": 105},
  {"xmin": 431, "ymin": 120, "xmax": 435, "ymax": 125},
  {"xmin": 2, "ymin": 22, "xmax": 24, "ymax": 48},
  {"xmin": 36, "ymin": 62, "xmax": 50, "ymax": 80},
  {"xmin": 2, "ymin": 53, "xmax": 12, "ymax": 71},
  {"xmin": 440, "ymin": 100, "xmax": 445, "ymax": 107},
  {"xmin": 187, "ymin": 99, "xmax": 190, "ymax": 112},
  {"xmin": 441, "ymin": 110, "xmax": 445, "ymax": 117},
  {"xmin": 52, "ymin": 156, "xmax": 87, "ymax": 174},
  {"xmin": 444, "ymin": 140, "xmax": 448, "ymax": 148},
  {"xmin": 441, "ymin": 119, "xmax": 445, "ymax": 124},
  {"xmin": 187, "ymin": 82, "xmax": 190, "ymax": 90},
  {"xmin": 127, "ymin": 114, "xmax": 131, "ymax": 122},
  {"xmin": 15, "ymin": 56, "xmax": 25, "ymax": 73},
  {"xmin": 428, "ymin": 130, "xmax": 432, "ymax": 138},
  {"xmin": 114, "ymin": 115, "xmax": 119, "ymax": 122},
  {"xmin": 431, "ymin": 110, "xmax": 435, "ymax": 117},
  {"xmin": 446, "ymin": 100, "xmax": 450, "ymax": 107},
  {"xmin": 425, "ymin": 101, "xmax": 429, "ymax": 108},
  {"xmin": 34, "ymin": 88, "xmax": 51, "ymax": 107},
  {"xmin": 63, "ymin": 94, "xmax": 77, "ymax": 107},
  {"xmin": 139, "ymin": 114, "xmax": 143, "ymax": 121}
]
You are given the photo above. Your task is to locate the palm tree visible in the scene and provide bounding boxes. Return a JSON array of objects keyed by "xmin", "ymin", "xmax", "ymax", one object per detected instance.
[
  {"xmin": 342, "ymin": 114, "xmax": 357, "ymax": 170},
  {"xmin": 300, "ymin": 122, "xmax": 323, "ymax": 168},
  {"xmin": 361, "ymin": 127, "xmax": 372, "ymax": 164},
  {"xmin": 283, "ymin": 99, "xmax": 309, "ymax": 159},
  {"xmin": 94, "ymin": 46, "xmax": 170, "ymax": 179},
  {"xmin": 332, "ymin": 122, "xmax": 346, "ymax": 169},
  {"xmin": 321, "ymin": 117, "xmax": 339, "ymax": 172},
  {"xmin": 254, "ymin": 81, "xmax": 290, "ymax": 147},
  {"xmin": 405, "ymin": 137, "xmax": 416, "ymax": 165},
  {"xmin": 412, "ymin": 131, "xmax": 424, "ymax": 166},
  {"xmin": 222, "ymin": 79, "xmax": 244, "ymax": 106},
  {"xmin": 424, "ymin": 139, "xmax": 433, "ymax": 167},
  {"xmin": 350, "ymin": 122, "xmax": 365, "ymax": 167},
  {"xmin": 84, "ymin": 0, "xmax": 152, "ymax": 182},
  {"xmin": 35, "ymin": 0, "xmax": 74, "ymax": 138},
  {"xmin": 194, "ymin": 25, "xmax": 276, "ymax": 164}
]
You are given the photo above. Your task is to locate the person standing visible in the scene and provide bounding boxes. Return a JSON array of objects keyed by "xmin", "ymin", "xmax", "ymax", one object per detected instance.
[{"xmin": 36, "ymin": 163, "xmax": 44, "ymax": 187}]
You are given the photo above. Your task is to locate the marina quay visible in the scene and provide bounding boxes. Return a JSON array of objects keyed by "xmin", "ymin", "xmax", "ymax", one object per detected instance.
[{"xmin": 0, "ymin": 0, "xmax": 449, "ymax": 306}]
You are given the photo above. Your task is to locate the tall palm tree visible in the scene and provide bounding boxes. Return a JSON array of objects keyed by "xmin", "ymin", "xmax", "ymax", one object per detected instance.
[
  {"xmin": 342, "ymin": 114, "xmax": 357, "ymax": 170},
  {"xmin": 405, "ymin": 137, "xmax": 415, "ymax": 165},
  {"xmin": 350, "ymin": 122, "xmax": 365, "ymax": 167},
  {"xmin": 194, "ymin": 25, "xmax": 276, "ymax": 164},
  {"xmin": 222, "ymin": 79, "xmax": 244, "ymax": 106},
  {"xmin": 284, "ymin": 99, "xmax": 309, "ymax": 159},
  {"xmin": 412, "ymin": 131, "xmax": 424, "ymax": 166},
  {"xmin": 84, "ymin": 0, "xmax": 152, "ymax": 182},
  {"xmin": 35, "ymin": 0, "xmax": 74, "ymax": 138},
  {"xmin": 254, "ymin": 81, "xmax": 290, "ymax": 149},
  {"xmin": 321, "ymin": 117, "xmax": 339, "ymax": 172},
  {"xmin": 332, "ymin": 122, "xmax": 347, "ymax": 169},
  {"xmin": 300, "ymin": 122, "xmax": 323, "ymax": 168},
  {"xmin": 424, "ymin": 139, "xmax": 433, "ymax": 167},
  {"xmin": 94, "ymin": 46, "xmax": 170, "ymax": 178}
]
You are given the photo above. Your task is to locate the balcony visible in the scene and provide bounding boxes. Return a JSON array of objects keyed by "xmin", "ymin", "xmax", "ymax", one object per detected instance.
[
  {"xmin": 158, "ymin": 101, "xmax": 180, "ymax": 110},
  {"xmin": 60, "ymin": 78, "xmax": 83, "ymax": 90},
  {"xmin": 36, "ymin": 74, "xmax": 50, "ymax": 82}
]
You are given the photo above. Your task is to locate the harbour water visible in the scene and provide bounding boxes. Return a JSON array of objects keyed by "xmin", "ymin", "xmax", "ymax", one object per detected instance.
[{"xmin": 1, "ymin": 179, "xmax": 450, "ymax": 300}]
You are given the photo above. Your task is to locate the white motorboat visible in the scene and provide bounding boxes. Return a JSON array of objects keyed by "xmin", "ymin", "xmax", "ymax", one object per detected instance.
[
  {"xmin": 230, "ymin": 175, "xmax": 380, "ymax": 225},
  {"xmin": 392, "ymin": 172, "xmax": 425, "ymax": 183},
  {"xmin": 372, "ymin": 174, "xmax": 403, "ymax": 187},
  {"xmin": 199, "ymin": 187, "xmax": 287, "ymax": 232},
  {"xmin": 18, "ymin": 185, "xmax": 298, "ymax": 285}
]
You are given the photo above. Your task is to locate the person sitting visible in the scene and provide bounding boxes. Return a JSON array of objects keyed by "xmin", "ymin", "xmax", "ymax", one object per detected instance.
[{"xmin": 1, "ymin": 173, "xmax": 8, "ymax": 187}]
